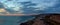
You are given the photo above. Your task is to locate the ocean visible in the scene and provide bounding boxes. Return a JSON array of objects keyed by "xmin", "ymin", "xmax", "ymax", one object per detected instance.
[{"xmin": 0, "ymin": 16, "xmax": 35, "ymax": 25}]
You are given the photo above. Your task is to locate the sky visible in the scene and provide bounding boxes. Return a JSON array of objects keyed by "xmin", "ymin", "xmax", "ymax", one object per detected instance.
[{"xmin": 0, "ymin": 0, "xmax": 60, "ymax": 14}]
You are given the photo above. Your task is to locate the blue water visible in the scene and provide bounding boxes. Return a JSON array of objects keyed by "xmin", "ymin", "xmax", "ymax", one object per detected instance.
[{"xmin": 0, "ymin": 16, "xmax": 35, "ymax": 25}]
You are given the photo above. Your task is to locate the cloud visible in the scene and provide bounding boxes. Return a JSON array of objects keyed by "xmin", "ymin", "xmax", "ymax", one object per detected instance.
[
  {"xmin": 33, "ymin": 0, "xmax": 59, "ymax": 10},
  {"xmin": 0, "ymin": 0, "xmax": 60, "ymax": 14}
]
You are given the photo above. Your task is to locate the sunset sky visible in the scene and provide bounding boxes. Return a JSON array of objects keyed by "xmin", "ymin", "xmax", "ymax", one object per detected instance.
[{"xmin": 0, "ymin": 0, "xmax": 60, "ymax": 14}]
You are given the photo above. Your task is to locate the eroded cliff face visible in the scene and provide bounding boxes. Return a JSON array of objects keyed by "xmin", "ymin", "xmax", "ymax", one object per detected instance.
[
  {"xmin": 20, "ymin": 14, "xmax": 46, "ymax": 25},
  {"xmin": 20, "ymin": 17, "xmax": 45, "ymax": 25},
  {"xmin": 43, "ymin": 14, "xmax": 60, "ymax": 25},
  {"xmin": 20, "ymin": 14, "xmax": 60, "ymax": 25}
]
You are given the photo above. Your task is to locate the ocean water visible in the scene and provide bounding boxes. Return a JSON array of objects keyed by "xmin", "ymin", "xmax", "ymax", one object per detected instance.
[{"xmin": 0, "ymin": 16, "xmax": 35, "ymax": 25}]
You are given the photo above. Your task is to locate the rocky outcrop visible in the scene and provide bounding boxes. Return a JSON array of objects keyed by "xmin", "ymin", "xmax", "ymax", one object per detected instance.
[
  {"xmin": 20, "ymin": 14, "xmax": 60, "ymax": 25},
  {"xmin": 20, "ymin": 14, "xmax": 45, "ymax": 25}
]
